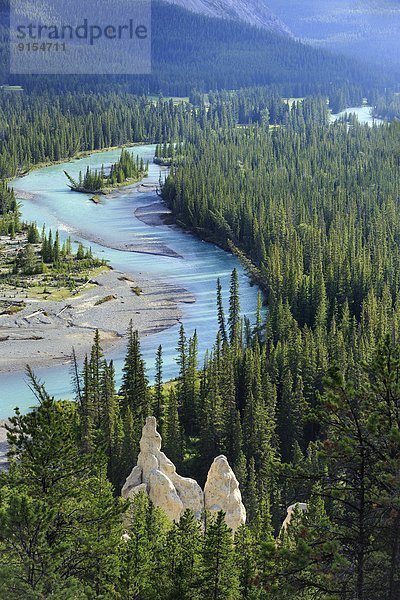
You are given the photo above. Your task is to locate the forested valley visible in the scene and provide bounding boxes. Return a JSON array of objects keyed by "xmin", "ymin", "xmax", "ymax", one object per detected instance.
[
  {"xmin": 0, "ymin": 85, "xmax": 366, "ymax": 179},
  {"xmin": 0, "ymin": 0, "xmax": 399, "ymax": 586},
  {"xmin": 0, "ymin": 89, "xmax": 399, "ymax": 599}
]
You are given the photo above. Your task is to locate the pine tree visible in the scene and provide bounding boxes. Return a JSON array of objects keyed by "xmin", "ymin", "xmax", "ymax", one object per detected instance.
[
  {"xmin": 1, "ymin": 369, "xmax": 124, "ymax": 597},
  {"xmin": 89, "ymin": 329, "xmax": 104, "ymax": 429},
  {"xmin": 183, "ymin": 330, "xmax": 199, "ymax": 435},
  {"xmin": 235, "ymin": 526, "xmax": 258, "ymax": 599},
  {"xmin": 119, "ymin": 492, "xmax": 169, "ymax": 599},
  {"xmin": 201, "ymin": 512, "xmax": 240, "ymax": 600},
  {"xmin": 166, "ymin": 510, "xmax": 203, "ymax": 599},
  {"xmin": 217, "ymin": 278, "xmax": 228, "ymax": 344},
  {"xmin": 100, "ymin": 360, "xmax": 121, "ymax": 484},
  {"xmin": 120, "ymin": 322, "xmax": 149, "ymax": 451},
  {"xmin": 228, "ymin": 269, "xmax": 241, "ymax": 346},
  {"xmin": 79, "ymin": 355, "xmax": 94, "ymax": 453},
  {"xmin": 153, "ymin": 345, "xmax": 164, "ymax": 429},
  {"xmin": 164, "ymin": 388, "xmax": 184, "ymax": 469}
]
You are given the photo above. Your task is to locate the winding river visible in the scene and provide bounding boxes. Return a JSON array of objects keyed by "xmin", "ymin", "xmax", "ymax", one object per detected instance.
[
  {"xmin": 0, "ymin": 105, "xmax": 379, "ymax": 417},
  {"xmin": 0, "ymin": 145, "xmax": 260, "ymax": 417}
]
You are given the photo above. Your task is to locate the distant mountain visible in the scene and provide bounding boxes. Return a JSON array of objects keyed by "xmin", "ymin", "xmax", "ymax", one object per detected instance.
[
  {"xmin": 162, "ymin": 0, "xmax": 291, "ymax": 36},
  {"xmin": 1, "ymin": 1, "xmax": 385, "ymax": 95},
  {"xmin": 267, "ymin": 0, "xmax": 400, "ymax": 76}
]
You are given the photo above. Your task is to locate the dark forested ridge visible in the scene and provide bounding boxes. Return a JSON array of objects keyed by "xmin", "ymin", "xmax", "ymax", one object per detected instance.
[{"xmin": 1, "ymin": 1, "xmax": 391, "ymax": 95}]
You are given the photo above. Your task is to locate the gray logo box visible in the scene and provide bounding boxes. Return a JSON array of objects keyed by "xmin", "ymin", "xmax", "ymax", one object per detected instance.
[{"xmin": 10, "ymin": 0, "xmax": 151, "ymax": 74}]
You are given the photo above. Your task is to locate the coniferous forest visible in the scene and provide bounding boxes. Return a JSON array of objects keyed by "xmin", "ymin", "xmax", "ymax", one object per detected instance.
[
  {"xmin": 0, "ymin": 93, "xmax": 399, "ymax": 599},
  {"xmin": 0, "ymin": 1, "xmax": 400, "ymax": 598}
]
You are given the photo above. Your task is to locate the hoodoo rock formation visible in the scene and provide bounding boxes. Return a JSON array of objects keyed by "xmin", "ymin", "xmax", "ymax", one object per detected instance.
[
  {"xmin": 204, "ymin": 455, "xmax": 246, "ymax": 532},
  {"xmin": 122, "ymin": 417, "xmax": 246, "ymax": 531},
  {"xmin": 122, "ymin": 417, "xmax": 204, "ymax": 521}
]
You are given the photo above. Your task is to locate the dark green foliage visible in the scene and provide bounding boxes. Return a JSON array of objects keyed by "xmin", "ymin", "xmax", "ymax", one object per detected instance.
[
  {"xmin": 163, "ymin": 388, "xmax": 184, "ymax": 470},
  {"xmin": 0, "ymin": 85, "xmax": 369, "ymax": 181},
  {"xmin": 0, "ymin": 369, "xmax": 125, "ymax": 598},
  {"xmin": 228, "ymin": 269, "xmax": 241, "ymax": 346},
  {"xmin": 201, "ymin": 512, "xmax": 240, "ymax": 600},
  {"xmin": 26, "ymin": 222, "xmax": 40, "ymax": 244},
  {"xmin": 13, "ymin": 243, "xmax": 41, "ymax": 275},
  {"xmin": 120, "ymin": 322, "xmax": 149, "ymax": 452},
  {"xmin": 373, "ymin": 91, "xmax": 400, "ymax": 121},
  {"xmin": 0, "ymin": 181, "xmax": 19, "ymax": 235},
  {"xmin": 2, "ymin": 320, "xmax": 400, "ymax": 599},
  {"xmin": 162, "ymin": 103, "xmax": 400, "ymax": 461},
  {"xmin": 153, "ymin": 345, "xmax": 164, "ymax": 429}
]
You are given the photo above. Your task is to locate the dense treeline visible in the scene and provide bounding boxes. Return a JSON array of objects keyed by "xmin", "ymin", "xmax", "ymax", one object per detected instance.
[
  {"xmin": 148, "ymin": 3, "xmax": 377, "ymax": 96},
  {"xmin": 373, "ymin": 92, "xmax": 400, "ymax": 121},
  {"xmin": 0, "ymin": 92, "xmax": 195, "ymax": 178},
  {"xmin": 158, "ymin": 102, "xmax": 400, "ymax": 597},
  {"xmin": 8, "ymin": 225, "xmax": 104, "ymax": 279},
  {"xmin": 0, "ymin": 86, "xmax": 368, "ymax": 180},
  {"xmin": 163, "ymin": 107, "xmax": 400, "ymax": 339},
  {"xmin": 0, "ymin": 78, "xmax": 399, "ymax": 598},
  {"xmin": 0, "ymin": 89, "xmax": 300, "ymax": 178}
]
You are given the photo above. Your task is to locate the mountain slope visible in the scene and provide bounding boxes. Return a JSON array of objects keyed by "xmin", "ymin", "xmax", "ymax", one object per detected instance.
[
  {"xmin": 162, "ymin": 0, "xmax": 291, "ymax": 36},
  {"xmin": 267, "ymin": 0, "xmax": 400, "ymax": 75},
  {"xmin": 3, "ymin": 1, "xmax": 383, "ymax": 95}
]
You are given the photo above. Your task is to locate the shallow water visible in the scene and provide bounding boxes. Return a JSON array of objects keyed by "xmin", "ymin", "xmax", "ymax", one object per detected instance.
[{"xmin": 0, "ymin": 145, "xmax": 260, "ymax": 417}]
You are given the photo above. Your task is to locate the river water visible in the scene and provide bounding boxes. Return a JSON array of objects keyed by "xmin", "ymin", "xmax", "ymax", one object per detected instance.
[
  {"xmin": 2, "ymin": 103, "xmax": 377, "ymax": 416},
  {"xmin": 0, "ymin": 145, "xmax": 260, "ymax": 417}
]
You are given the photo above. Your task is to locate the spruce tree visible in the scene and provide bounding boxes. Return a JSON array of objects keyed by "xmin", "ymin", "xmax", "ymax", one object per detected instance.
[
  {"xmin": 153, "ymin": 344, "xmax": 164, "ymax": 429},
  {"xmin": 1, "ymin": 369, "xmax": 124, "ymax": 597},
  {"xmin": 201, "ymin": 512, "xmax": 240, "ymax": 600},
  {"xmin": 216, "ymin": 278, "xmax": 228, "ymax": 344},
  {"xmin": 164, "ymin": 388, "xmax": 184, "ymax": 469},
  {"xmin": 228, "ymin": 269, "xmax": 241, "ymax": 346},
  {"xmin": 120, "ymin": 322, "xmax": 149, "ymax": 452}
]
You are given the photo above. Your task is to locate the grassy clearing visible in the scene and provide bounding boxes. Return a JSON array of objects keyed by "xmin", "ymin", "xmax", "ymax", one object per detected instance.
[{"xmin": 0, "ymin": 233, "xmax": 109, "ymax": 303}]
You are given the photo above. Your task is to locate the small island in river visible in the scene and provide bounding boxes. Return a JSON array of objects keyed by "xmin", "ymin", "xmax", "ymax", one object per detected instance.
[{"xmin": 65, "ymin": 148, "xmax": 148, "ymax": 194}]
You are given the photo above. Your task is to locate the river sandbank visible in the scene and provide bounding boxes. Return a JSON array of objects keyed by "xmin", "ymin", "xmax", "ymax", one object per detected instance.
[
  {"xmin": 0, "ymin": 269, "xmax": 194, "ymax": 374},
  {"xmin": 135, "ymin": 201, "xmax": 175, "ymax": 227}
]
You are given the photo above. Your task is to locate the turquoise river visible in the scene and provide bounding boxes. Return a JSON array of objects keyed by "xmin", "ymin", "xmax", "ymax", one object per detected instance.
[{"xmin": 0, "ymin": 144, "xmax": 260, "ymax": 417}]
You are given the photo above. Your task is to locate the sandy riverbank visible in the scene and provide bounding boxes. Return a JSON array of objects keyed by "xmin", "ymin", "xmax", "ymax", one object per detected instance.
[
  {"xmin": 0, "ymin": 269, "xmax": 194, "ymax": 374},
  {"xmin": 135, "ymin": 201, "xmax": 175, "ymax": 227}
]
